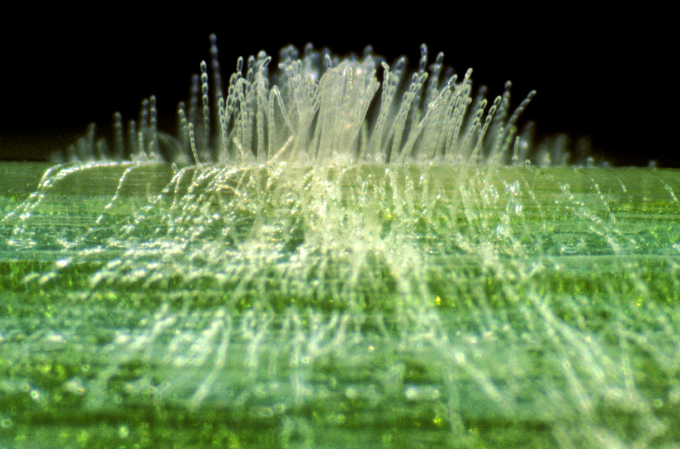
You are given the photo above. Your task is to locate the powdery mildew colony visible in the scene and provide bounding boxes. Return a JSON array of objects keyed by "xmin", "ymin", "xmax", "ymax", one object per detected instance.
[{"xmin": 1, "ymin": 37, "xmax": 679, "ymax": 448}]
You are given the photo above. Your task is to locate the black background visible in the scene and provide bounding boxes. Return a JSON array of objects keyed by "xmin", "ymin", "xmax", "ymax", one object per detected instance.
[{"xmin": 1, "ymin": 10, "xmax": 675, "ymax": 167}]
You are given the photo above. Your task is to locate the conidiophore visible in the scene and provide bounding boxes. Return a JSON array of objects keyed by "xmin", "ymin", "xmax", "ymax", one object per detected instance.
[{"xmin": 56, "ymin": 35, "xmax": 556, "ymax": 168}]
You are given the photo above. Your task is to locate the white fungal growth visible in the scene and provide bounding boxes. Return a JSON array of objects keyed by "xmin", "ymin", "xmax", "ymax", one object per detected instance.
[{"xmin": 57, "ymin": 37, "xmax": 550, "ymax": 167}]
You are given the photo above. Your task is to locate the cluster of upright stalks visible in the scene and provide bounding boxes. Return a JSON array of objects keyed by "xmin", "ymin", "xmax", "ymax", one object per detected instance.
[{"xmin": 55, "ymin": 35, "xmax": 593, "ymax": 169}]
